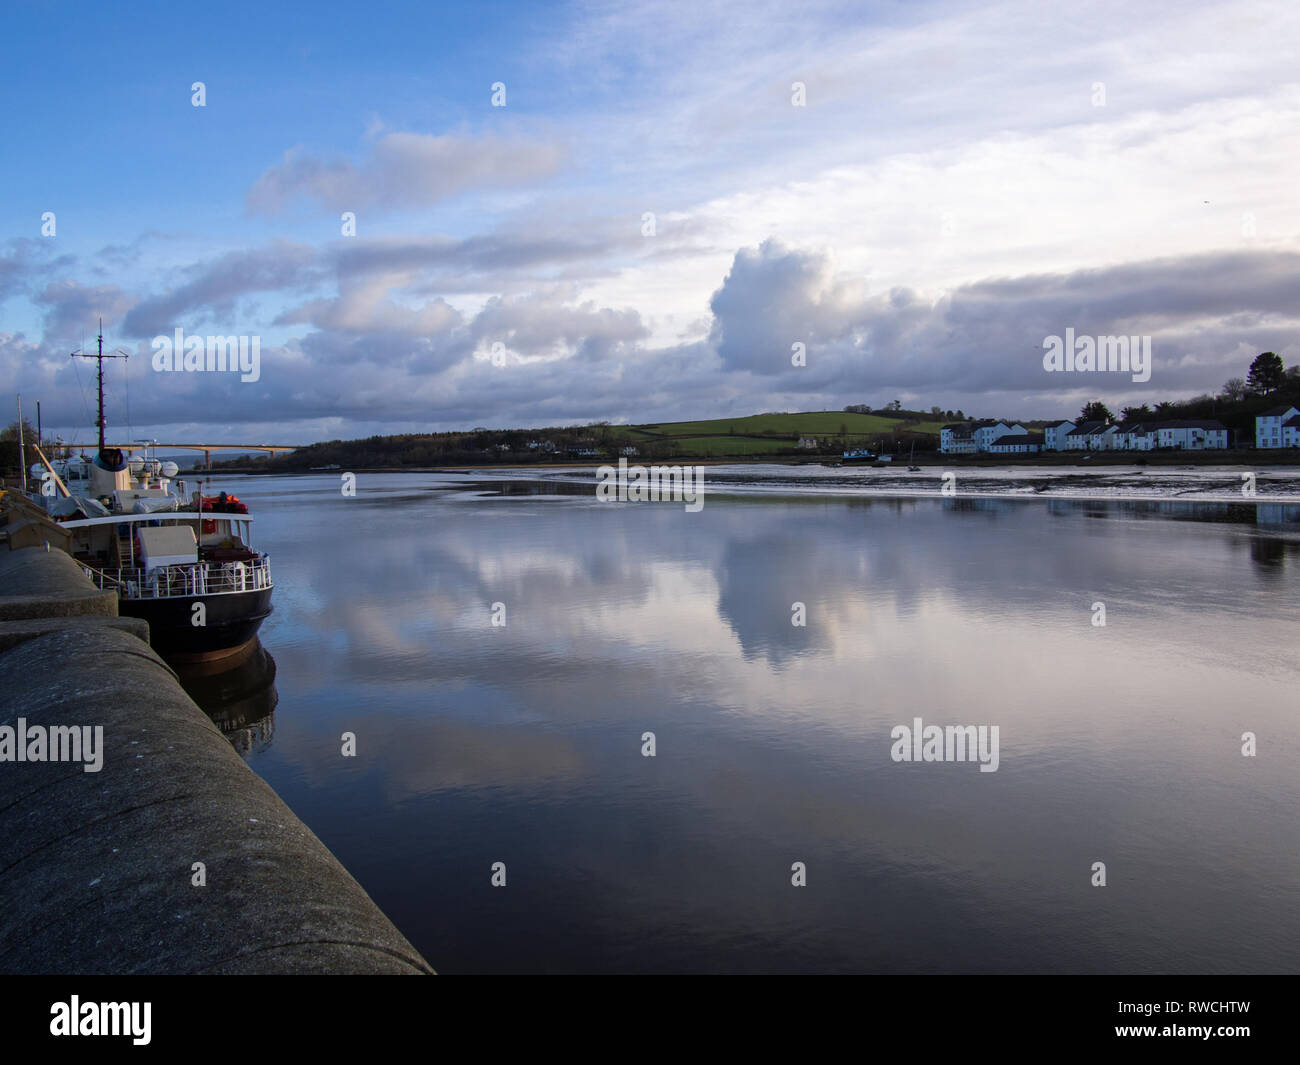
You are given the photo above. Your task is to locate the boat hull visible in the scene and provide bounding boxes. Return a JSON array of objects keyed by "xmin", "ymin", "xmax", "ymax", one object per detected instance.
[{"xmin": 120, "ymin": 587, "xmax": 273, "ymax": 658}]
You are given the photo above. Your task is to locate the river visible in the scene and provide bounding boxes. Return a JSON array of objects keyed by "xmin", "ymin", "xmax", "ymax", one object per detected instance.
[{"xmin": 189, "ymin": 468, "xmax": 1300, "ymax": 973}]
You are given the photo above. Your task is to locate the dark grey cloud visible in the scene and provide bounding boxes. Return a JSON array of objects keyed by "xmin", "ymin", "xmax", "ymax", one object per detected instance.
[{"xmin": 705, "ymin": 240, "xmax": 1300, "ymax": 398}]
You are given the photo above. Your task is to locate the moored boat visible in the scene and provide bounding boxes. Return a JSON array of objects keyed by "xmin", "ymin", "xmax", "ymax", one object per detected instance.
[{"xmin": 29, "ymin": 328, "xmax": 274, "ymax": 659}]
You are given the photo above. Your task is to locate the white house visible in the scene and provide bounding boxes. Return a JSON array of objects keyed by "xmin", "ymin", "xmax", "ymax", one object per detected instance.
[
  {"xmin": 987, "ymin": 434, "xmax": 1042, "ymax": 454},
  {"xmin": 1256, "ymin": 406, "xmax": 1300, "ymax": 448},
  {"xmin": 797, "ymin": 436, "xmax": 819, "ymax": 449},
  {"xmin": 1063, "ymin": 421, "xmax": 1112, "ymax": 450},
  {"xmin": 1154, "ymin": 420, "xmax": 1228, "ymax": 450},
  {"xmin": 1043, "ymin": 421, "xmax": 1075, "ymax": 451},
  {"xmin": 974, "ymin": 422, "xmax": 1028, "ymax": 451},
  {"xmin": 941, "ymin": 420, "xmax": 1037, "ymax": 454},
  {"xmin": 1283, "ymin": 413, "xmax": 1300, "ymax": 448},
  {"xmin": 939, "ymin": 424, "xmax": 978, "ymax": 455},
  {"xmin": 1110, "ymin": 424, "xmax": 1136, "ymax": 450},
  {"xmin": 1112, "ymin": 423, "xmax": 1156, "ymax": 451}
]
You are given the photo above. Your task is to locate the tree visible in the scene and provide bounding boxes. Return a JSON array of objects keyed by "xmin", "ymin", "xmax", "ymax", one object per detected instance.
[
  {"xmin": 1247, "ymin": 352, "xmax": 1285, "ymax": 395},
  {"xmin": 1121, "ymin": 404, "xmax": 1153, "ymax": 423},
  {"xmin": 930, "ymin": 406, "xmax": 942, "ymax": 416},
  {"xmin": 1221, "ymin": 377, "xmax": 1247, "ymax": 402},
  {"xmin": 1079, "ymin": 401, "xmax": 1113, "ymax": 422},
  {"xmin": 0, "ymin": 419, "xmax": 38, "ymax": 476},
  {"xmin": 955, "ymin": 409, "xmax": 964, "ymax": 420}
]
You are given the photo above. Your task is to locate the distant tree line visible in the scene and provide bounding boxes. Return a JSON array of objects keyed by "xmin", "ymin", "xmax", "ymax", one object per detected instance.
[
  {"xmin": 212, "ymin": 424, "xmax": 690, "ymax": 472},
  {"xmin": 1075, "ymin": 352, "xmax": 1297, "ymax": 435},
  {"xmin": 843, "ymin": 402, "xmax": 964, "ymax": 420},
  {"xmin": 845, "ymin": 350, "xmax": 1296, "ymax": 440}
]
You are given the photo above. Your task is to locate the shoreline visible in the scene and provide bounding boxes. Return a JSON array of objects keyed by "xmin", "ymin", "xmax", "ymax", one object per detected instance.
[
  {"xmin": 194, "ymin": 452, "xmax": 1300, "ymax": 476},
  {"xmin": 202, "ymin": 463, "xmax": 1300, "ymax": 508}
]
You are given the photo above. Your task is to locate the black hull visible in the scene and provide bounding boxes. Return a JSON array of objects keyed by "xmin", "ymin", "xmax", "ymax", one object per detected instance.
[{"xmin": 120, "ymin": 587, "xmax": 273, "ymax": 656}]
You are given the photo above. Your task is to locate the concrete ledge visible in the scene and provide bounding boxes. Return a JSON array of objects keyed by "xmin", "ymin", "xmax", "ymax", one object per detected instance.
[
  {"xmin": 0, "ymin": 627, "xmax": 434, "ymax": 974},
  {"xmin": 0, "ymin": 616, "xmax": 151, "ymax": 654},
  {"xmin": 0, "ymin": 546, "xmax": 118, "ymax": 621}
]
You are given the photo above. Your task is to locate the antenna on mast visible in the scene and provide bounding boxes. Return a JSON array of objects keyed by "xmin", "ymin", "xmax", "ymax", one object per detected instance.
[{"xmin": 70, "ymin": 317, "xmax": 128, "ymax": 456}]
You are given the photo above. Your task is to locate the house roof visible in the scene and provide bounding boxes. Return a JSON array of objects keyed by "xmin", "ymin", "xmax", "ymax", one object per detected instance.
[
  {"xmin": 989, "ymin": 435, "xmax": 1037, "ymax": 447},
  {"xmin": 1155, "ymin": 419, "xmax": 1226, "ymax": 430},
  {"xmin": 1066, "ymin": 421, "xmax": 1109, "ymax": 436},
  {"xmin": 1109, "ymin": 419, "xmax": 1226, "ymax": 434},
  {"xmin": 1283, "ymin": 415, "xmax": 1300, "ymax": 429},
  {"xmin": 1261, "ymin": 405, "xmax": 1300, "ymax": 417}
]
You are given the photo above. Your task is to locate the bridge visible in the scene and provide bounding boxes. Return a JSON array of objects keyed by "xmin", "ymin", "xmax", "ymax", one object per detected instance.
[{"xmin": 105, "ymin": 443, "xmax": 302, "ymax": 469}]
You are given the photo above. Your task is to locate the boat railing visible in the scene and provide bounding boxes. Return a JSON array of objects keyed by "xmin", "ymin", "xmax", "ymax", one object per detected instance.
[{"xmin": 78, "ymin": 556, "xmax": 272, "ymax": 599}]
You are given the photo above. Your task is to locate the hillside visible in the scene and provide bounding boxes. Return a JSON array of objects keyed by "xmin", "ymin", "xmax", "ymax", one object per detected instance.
[{"xmin": 216, "ymin": 409, "xmax": 943, "ymax": 471}]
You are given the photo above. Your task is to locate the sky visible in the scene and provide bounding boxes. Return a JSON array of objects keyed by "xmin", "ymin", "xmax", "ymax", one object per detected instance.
[{"xmin": 2, "ymin": 0, "xmax": 1298, "ymax": 448}]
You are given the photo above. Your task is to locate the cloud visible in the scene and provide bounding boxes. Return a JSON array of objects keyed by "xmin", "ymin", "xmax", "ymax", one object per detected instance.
[
  {"xmin": 704, "ymin": 240, "xmax": 1300, "ymax": 399},
  {"xmin": 24, "ymin": 234, "xmax": 1300, "ymax": 439},
  {"xmin": 470, "ymin": 288, "xmax": 649, "ymax": 362},
  {"xmin": 121, "ymin": 242, "xmax": 323, "ymax": 337},
  {"xmin": 246, "ymin": 131, "xmax": 565, "ymax": 216},
  {"xmin": 274, "ymin": 274, "xmax": 463, "ymax": 338},
  {"xmin": 330, "ymin": 232, "xmax": 627, "ymax": 288},
  {"xmin": 36, "ymin": 280, "xmax": 136, "ymax": 338},
  {"xmin": 0, "ymin": 239, "xmax": 75, "ymax": 306},
  {"xmin": 708, "ymin": 239, "xmax": 869, "ymax": 374}
]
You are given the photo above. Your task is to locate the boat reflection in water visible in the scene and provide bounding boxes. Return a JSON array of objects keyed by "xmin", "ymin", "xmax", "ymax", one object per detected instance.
[{"xmin": 171, "ymin": 638, "xmax": 278, "ymax": 757}]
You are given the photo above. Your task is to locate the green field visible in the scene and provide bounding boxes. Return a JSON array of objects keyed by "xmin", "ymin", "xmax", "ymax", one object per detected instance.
[
  {"xmin": 628, "ymin": 411, "xmax": 926, "ymax": 437},
  {"xmin": 601, "ymin": 411, "xmax": 943, "ymax": 457}
]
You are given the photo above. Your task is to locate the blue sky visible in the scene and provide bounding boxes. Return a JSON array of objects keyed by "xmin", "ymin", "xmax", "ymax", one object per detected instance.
[{"xmin": 3, "ymin": 0, "xmax": 1299, "ymax": 447}]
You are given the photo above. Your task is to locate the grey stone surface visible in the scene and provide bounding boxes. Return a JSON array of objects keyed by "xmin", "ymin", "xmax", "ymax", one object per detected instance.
[
  {"xmin": 0, "ymin": 616, "xmax": 150, "ymax": 653},
  {"xmin": 0, "ymin": 627, "xmax": 434, "ymax": 975},
  {"xmin": 0, "ymin": 546, "xmax": 118, "ymax": 620}
]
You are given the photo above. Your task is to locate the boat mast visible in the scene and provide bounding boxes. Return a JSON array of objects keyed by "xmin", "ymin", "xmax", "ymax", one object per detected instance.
[
  {"xmin": 16, "ymin": 394, "xmax": 26, "ymax": 493},
  {"xmin": 70, "ymin": 319, "xmax": 128, "ymax": 455}
]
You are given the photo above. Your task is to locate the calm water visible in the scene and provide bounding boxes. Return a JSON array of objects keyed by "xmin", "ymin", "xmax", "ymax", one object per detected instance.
[{"xmin": 194, "ymin": 471, "xmax": 1300, "ymax": 974}]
